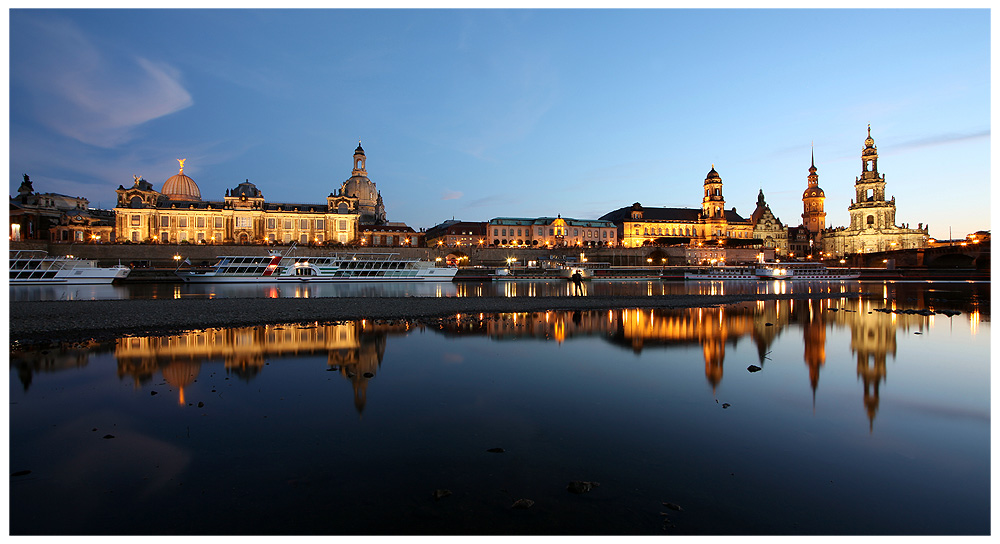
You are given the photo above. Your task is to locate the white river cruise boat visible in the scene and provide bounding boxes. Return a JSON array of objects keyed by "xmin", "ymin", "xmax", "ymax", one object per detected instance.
[
  {"xmin": 178, "ymin": 248, "xmax": 458, "ymax": 283},
  {"xmin": 9, "ymin": 250, "xmax": 130, "ymax": 284},
  {"xmin": 685, "ymin": 262, "xmax": 860, "ymax": 281}
]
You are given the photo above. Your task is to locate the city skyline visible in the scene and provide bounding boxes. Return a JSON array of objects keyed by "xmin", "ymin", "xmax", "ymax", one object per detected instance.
[{"xmin": 9, "ymin": 9, "xmax": 990, "ymax": 240}]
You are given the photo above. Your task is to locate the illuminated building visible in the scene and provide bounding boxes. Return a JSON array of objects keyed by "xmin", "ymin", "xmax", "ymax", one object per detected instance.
[
  {"xmin": 487, "ymin": 215, "xmax": 617, "ymax": 247},
  {"xmin": 750, "ymin": 189, "xmax": 789, "ymax": 256},
  {"xmin": 112, "ymin": 143, "xmax": 402, "ymax": 245},
  {"xmin": 600, "ymin": 166, "xmax": 754, "ymax": 248},
  {"xmin": 801, "ymin": 147, "xmax": 827, "ymax": 236},
  {"xmin": 10, "ymin": 174, "xmax": 114, "ymax": 242},
  {"xmin": 424, "ymin": 220, "xmax": 488, "ymax": 248},
  {"xmin": 822, "ymin": 126, "xmax": 929, "ymax": 256}
]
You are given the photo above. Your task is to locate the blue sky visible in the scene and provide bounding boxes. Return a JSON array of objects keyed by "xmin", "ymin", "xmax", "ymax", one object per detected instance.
[{"xmin": 8, "ymin": 8, "xmax": 991, "ymax": 239}]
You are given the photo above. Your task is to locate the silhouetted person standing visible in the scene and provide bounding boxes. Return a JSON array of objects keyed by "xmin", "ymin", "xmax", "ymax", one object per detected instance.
[{"xmin": 571, "ymin": 271, "xmax": 584, "ymax": 295}]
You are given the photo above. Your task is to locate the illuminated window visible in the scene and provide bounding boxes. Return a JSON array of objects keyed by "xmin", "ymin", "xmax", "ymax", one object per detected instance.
[
  {"xmin": 267, "ymin": 218, "xmax": 276, "ymax": 229},
  {"xmin": 300, "ymin": 219, "xmax": 308, "ymax": 229},
  {"xmin": 339, "ymin": 220, "xmax": 348, "ymax": 231},
  {"xmin": 160, "ymin": 216, "xmax": 170, "ymax": 227},
  {"xmin": 178, "ymin": 217, "xmax": 188, "ymax": 228},
  {"xmin": 316, "ymin": 219, "xmax": 325, "ymax": 229},
  {"xmin": 214, "ymin": 217, "xmax": 223, "ymax": 229},
  {"xmin": 196, "ymin": 217, "xmax": 205, "ymax": 228},
  {"xmin": 131, "ymin": 214, "xmax": 140, "ymax": 226}
]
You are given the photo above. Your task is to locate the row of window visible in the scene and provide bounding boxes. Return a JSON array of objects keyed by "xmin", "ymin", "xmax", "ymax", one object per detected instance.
[
  {"xmin": 132, "ymin": 215, "xmax": 352, "ymax": 231},
  {"xmin": 492, "ymin": 227, "xmax": 614, "ymax": 239}
]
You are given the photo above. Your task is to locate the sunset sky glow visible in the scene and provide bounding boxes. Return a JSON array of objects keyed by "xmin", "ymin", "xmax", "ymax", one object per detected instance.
[{"xmin": 8, "ymin": 8, "xmax": 991, "ymax": 239}]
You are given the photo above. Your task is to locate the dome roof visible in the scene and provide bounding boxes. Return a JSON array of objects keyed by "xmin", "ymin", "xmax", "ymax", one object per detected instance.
[
  {"xmin": 162, "ymin": 160, "xmax": 201, "ymax": 201},
  {"xmin": 343, "ymin": 175, "xmax": 378, "ymax": 203},
  {"xmin": 355, "ymin": 143, "xmax": 365, "ymax": 155},
  {"xmin": 705, "ymin": 165, "xmax": 721, "ymax": 182},
  {"xmin": 162, "ymin": 173, "xmax": 201, "ymax": 201},
  {"xmin": 231, "ymin": 180, "xmax": 261, "ymax": 199},
  {"xmin": 803, "ymin": 187, "xmax": 825, "ymax": 198}
]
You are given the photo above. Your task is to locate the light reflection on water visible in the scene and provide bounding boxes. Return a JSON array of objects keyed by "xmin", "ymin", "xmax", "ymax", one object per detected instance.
[
  {"xmin": 6, "ymin": 278, "xmax": 920, "ymax": 301},
  {"xmin": 8, "ymin": 284, "xmax": 990, "ymax": 535}
]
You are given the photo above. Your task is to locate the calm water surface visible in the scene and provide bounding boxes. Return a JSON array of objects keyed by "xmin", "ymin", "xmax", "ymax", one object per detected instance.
[
  {"xmin": 5, "ymin": 277, "xmax": 937, "ymax": 300},
  {"xmin": 9, "ymin": 283, "xmax": 989, "ymax": 534}
]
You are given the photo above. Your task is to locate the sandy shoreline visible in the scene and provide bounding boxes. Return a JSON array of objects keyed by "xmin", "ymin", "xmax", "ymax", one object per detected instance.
[{"xmin": 10, "ymin": 292, "xmax": 836, "ymax": 346}]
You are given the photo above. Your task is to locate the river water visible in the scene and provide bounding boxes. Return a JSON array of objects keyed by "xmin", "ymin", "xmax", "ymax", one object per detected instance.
[{"xmin": 8, "ymin": 282, "xmax": 990, "ymax": 534}]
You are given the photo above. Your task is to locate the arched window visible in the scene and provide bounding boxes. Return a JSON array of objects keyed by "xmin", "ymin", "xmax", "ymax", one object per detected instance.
[{"xmin": 338, "ymin": 202, "xmax": 348, "ymax": 214}]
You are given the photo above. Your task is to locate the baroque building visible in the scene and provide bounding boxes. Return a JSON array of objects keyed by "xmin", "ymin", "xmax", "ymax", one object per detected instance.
[
  {"xmin": 822, "ymin": 126, "xmax": 929, "ymax": 256},
  {"xmin": 801, "ymin": 147, "xmax": 826, "ymax": 235},
  {"xmin": 488, "ymin": 215, "xmax": 617, "ymax": 248},
  {"xmin": 114, "ymin": 144, "xmax": 394, "ymax": 245},
  {"xmin": 10, "ymin": 174, "xmax": 115, "ymax": 243},
  {"xmin": 601, "ymin": 166, "xmax": 754, "ymax": 248}
]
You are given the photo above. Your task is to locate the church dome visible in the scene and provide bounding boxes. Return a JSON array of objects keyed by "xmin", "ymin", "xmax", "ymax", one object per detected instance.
[
  {"xmin": 705, "ymin": 166, "xmax": 721, "ymax": 181},
  {"xmin": 803, "ymin": 186, "xmax": 825, "ymax": 198},
  {"xmin": 343, "ymin": 176, "xmax": 378, "ymax": 203},
  {"xmin": 162, "ymin": 159, "xmax": 201, "ymax": 201}
]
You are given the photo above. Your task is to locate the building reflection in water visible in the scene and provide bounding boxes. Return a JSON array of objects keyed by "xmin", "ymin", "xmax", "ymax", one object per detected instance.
[
  {"xmin": 112, "ymin": 320, "xmax": 415, "ymax": 414},
  {"xmin": 10, "ymin": 282, "xmax": 987, "ymax": 431}
]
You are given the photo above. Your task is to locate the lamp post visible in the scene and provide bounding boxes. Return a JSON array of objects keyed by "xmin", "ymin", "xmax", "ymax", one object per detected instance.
[{"xmin": 173, "ymin": 254, "xmax": 182, "ymax": 271}]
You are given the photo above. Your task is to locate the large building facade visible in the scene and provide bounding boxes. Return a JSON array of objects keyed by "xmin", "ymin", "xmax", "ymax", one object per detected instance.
[
  {"xmin": 114, "ymin": 144, "xmax": 390, "ymax": 245},
  {"xmin": 488, "ymin": 216, "xmax": 617, "ymax": 248},
  {"xmin": 601, "ymin": 167, "xmax": 754, "ymax": 248},
  {"xmin": 822, "ymin": 127, "xmax": 929, "ymax": 256},
  {"xmin": 10, "ymin": 174, "xmax": 115, "ymax": 243}
]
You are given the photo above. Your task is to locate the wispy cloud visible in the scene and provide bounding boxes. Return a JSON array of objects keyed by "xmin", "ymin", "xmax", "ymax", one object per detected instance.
[
  {"xmin": 442, "ymin": 190, "xmax": 463, "ymax": 200},
  {"xmin": 892, "ymin": 129, "xmax": 990, "ymax": 152},
  {"xmin": 12, "ymin": 15, "xmax": 193, "ymax": 148},
  {"xmin": 466, "ymin": 195, "xmax": 523, "ymax": 209}
]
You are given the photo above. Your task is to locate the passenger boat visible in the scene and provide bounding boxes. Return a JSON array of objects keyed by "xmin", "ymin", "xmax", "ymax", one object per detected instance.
[
  {"xmin": 490, "ymin": 266, "xmax": 589, "ymax": 281},
  {"xmin": 178, "ymin": 247, "xmax": 458, "ymax": 283},
  {"xmin": 684, "ymin": 262, "xmax": 859, "ymax": 281},
  {"xmin": 9, "ymin": 250, "xmax": 130, "ymax": 284}
]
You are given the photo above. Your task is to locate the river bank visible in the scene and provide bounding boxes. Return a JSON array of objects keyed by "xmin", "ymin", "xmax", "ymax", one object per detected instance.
[{"xmin": 10, "ymin": 292, "xmax": 838, "ymax": 346}]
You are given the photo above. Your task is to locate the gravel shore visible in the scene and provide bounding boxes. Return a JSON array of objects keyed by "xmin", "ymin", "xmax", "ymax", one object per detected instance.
[{"xmin": 10, "ymin": 292, "xmax": 835, "ymax": 346}]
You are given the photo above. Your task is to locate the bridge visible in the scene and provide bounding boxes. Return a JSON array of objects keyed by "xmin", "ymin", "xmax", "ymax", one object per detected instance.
[{"xmin": 841, "ymin": 241, "xmax": 990, "ymax": 270}]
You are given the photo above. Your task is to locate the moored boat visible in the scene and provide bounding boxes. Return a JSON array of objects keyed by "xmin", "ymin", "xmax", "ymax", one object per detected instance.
[
  {"xmin": 685, "ymin": 262, "xmax": 859, "ymax": 281},
  {"xmin": 177, "ymin": 247, "xmax": 457, "ymax": 283},
  {"xmin": 9, "ymin": 250, "xmax": 130, "ymax": 284}
]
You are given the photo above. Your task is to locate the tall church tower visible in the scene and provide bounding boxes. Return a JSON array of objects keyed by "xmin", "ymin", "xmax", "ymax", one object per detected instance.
[
  {"xmin": 801, "ymin": 146, "xmax": 826, "ymax": 234},
  {"xmin": 848, "ymin": 125, "xmax": 896, "ymax": 231},
  {"xmin": 701, "ymin": 165, "xmax": 727, "ymax": 238}
]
